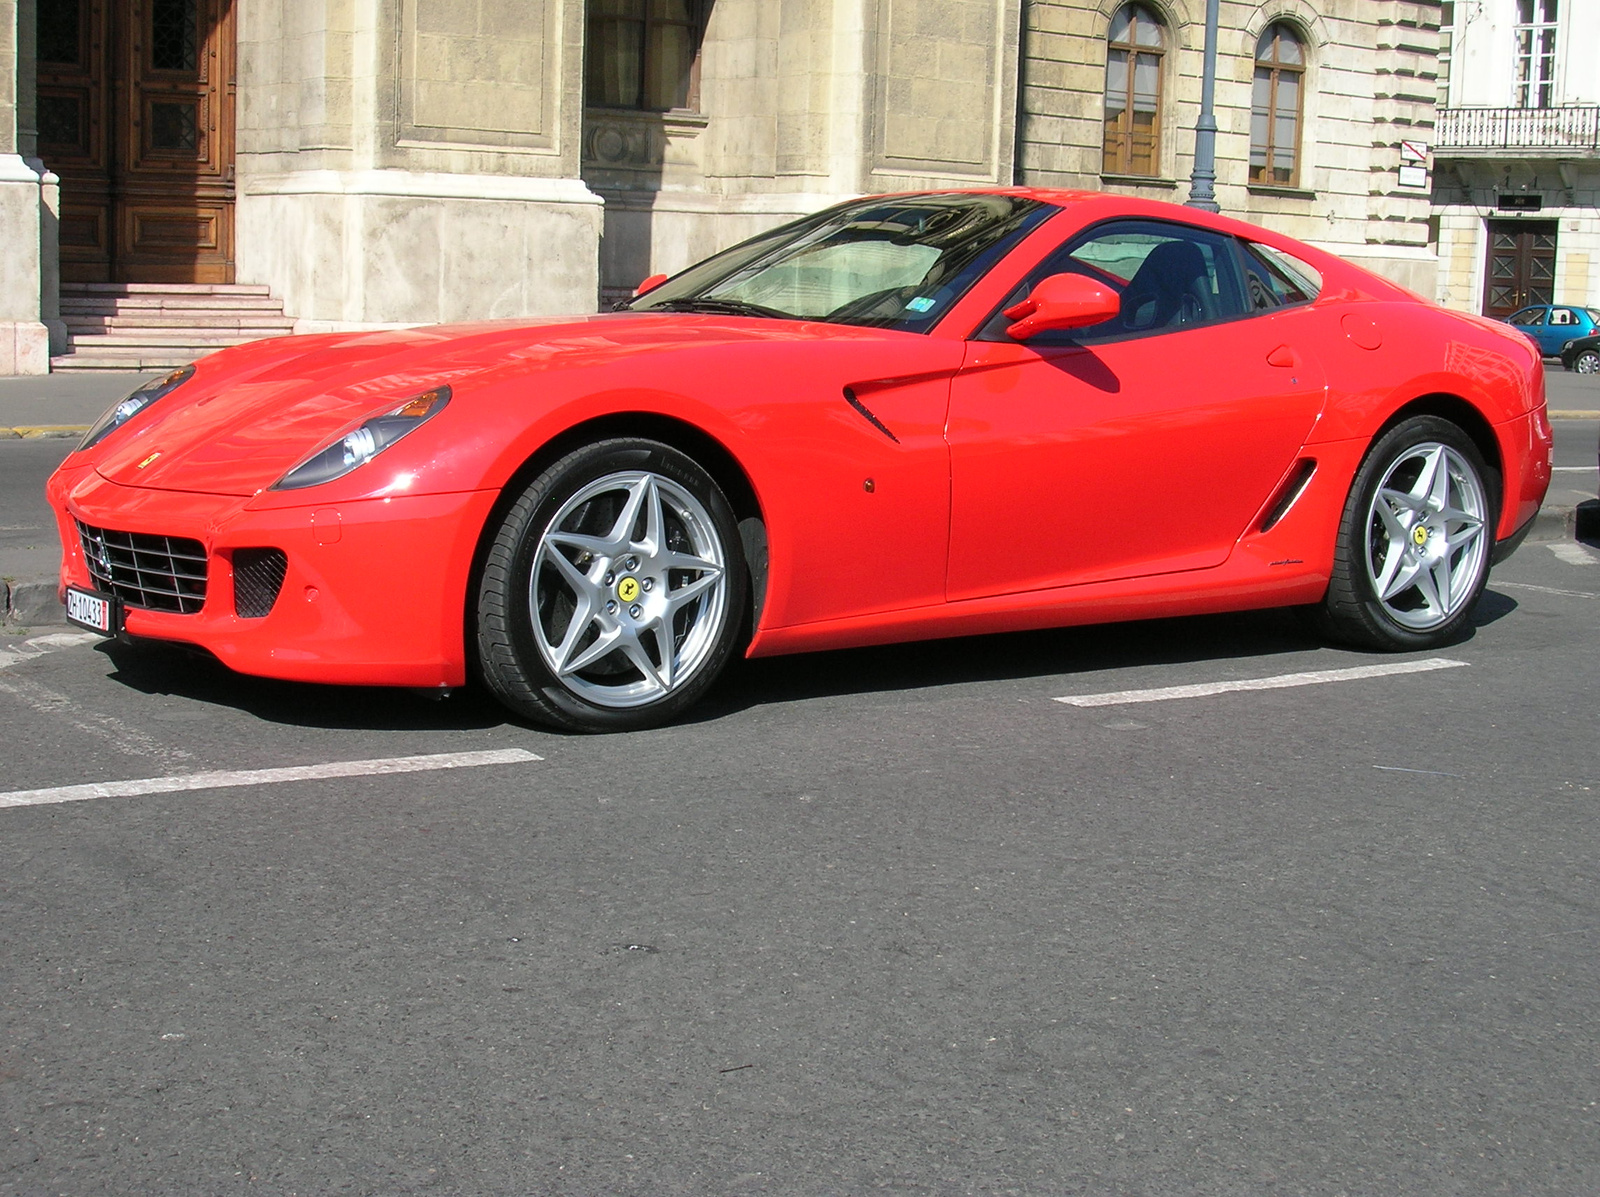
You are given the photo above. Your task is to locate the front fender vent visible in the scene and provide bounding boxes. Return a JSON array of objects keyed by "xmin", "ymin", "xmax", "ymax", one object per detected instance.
[{"xmin": 233, "ymin": 548, "xmax": 288, "ymax": 618}]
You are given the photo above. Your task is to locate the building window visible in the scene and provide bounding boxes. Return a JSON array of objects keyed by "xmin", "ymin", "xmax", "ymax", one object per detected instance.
[
  {"xmin": 585, "ymin": 0, "xmax": 701, "ymax": 112},
  {"xmin": 1102, "ymin": 4, "xmax": 1165, "ymax": 177},
  {"xmin": 1249, "ymin": 23, "xmax": 1304, "ymax": 187},
  {"xmin": 1437, "ymin": 1, "xmax": 1455, "ymax": 107},
  {"xmin": 1514, "ymin": 0, "xmax": 1558, "ymax": 109}
]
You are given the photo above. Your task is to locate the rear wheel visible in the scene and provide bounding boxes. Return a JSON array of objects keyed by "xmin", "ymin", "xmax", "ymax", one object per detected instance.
[
  {"xmin": 477, "ymin": 439, "xmax": 747, "ymax": 732},
  {"xmin": 1572, "ymin": 349, "xmax": 1600, "ymax": 374},
  {"xmin": 1314, "ymin": 416, "xmax": 1496, "ymax": 650}
]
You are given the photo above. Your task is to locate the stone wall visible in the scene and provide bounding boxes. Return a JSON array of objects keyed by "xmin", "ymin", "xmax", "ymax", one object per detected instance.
[
  {"xmin": 1017, "ymin": 0, "xmax": 1441, "ymax": 295},
  {"xmin": 236, "ymin": 0, "xmax": 603, "ymax": 329},
  {"xmin": 0, "ymin": 0, "xmax": 48, "ymax": 373}
]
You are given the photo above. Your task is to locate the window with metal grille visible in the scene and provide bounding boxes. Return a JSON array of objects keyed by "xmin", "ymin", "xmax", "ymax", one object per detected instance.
[{"xmin": 1102, "ymin": 4, "xmax": 1165, "ymax": 178}]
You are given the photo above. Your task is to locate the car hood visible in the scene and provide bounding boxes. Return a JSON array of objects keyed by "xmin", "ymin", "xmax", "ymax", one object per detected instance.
[{"xmin": 89, "ymin": 313, "xmax": 874, "ymax": 497}]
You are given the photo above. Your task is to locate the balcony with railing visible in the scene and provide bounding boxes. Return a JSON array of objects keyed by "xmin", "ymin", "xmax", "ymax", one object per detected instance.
[{"xmin": 1435, "ymin": 106, "xmax": 1600, "ymax": 157}]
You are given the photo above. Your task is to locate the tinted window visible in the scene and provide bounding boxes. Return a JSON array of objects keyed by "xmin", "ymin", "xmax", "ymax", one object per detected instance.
[
  {"xmin": 1242, "ymin": 241, "xmax": 1318, "ymax": 305},
  {"xmin": 630, "ymin": 194, "xmax": 1055, "ymax": 333},
  {"xmin": 981, "ymin": 219, "xmax": 1249, "ymax": 345}
]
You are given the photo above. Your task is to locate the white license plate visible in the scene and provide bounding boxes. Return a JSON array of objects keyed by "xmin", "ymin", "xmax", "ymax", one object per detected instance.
[{"xmin": 65, "ymin": 586, "xmax": 117, "ymax": 635}]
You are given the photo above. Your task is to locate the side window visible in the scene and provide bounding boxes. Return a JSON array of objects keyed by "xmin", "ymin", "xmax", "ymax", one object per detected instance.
[
  {"xmin": 1508, "ymin": 307, "xmax": 1545, "ymax": 326},
  {"xmin": 982, "ymin": 220, "xmax": 1249, "ymax": 345},
  {"xmin": 1240, "ymin": 241, "xmax": 1316, "ymax": 308},
  {"xmin": 1551, "ymin": 308, "xmax": 1576, "ymax": 326}
]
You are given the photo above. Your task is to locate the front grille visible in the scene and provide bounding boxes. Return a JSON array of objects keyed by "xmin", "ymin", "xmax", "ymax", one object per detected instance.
[
  {"xmin": 233, "ymin": 548, "xmax": 287, "ymax": 618},
  {"xmin": 76, "ymin": 520, "xmax": 207, "ymax": 614}
]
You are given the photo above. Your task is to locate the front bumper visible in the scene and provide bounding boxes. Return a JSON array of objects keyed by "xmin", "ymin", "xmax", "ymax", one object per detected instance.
[{"xmin": 49, "ymin": 466, "xmax": 499, "ymax": 688}]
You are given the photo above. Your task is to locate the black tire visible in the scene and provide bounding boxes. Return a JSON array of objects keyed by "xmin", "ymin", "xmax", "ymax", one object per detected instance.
[
  {"xmin": 476, "ymin": 438, "xmax": 748, "ymax": 732},
  {"xmin": 1311, "ymin": 415, "xmax": 1498, "ymax": 651},
  {"xmin": 1572, "ymin": 349, "xmax": 1600, "ymax": 375}
]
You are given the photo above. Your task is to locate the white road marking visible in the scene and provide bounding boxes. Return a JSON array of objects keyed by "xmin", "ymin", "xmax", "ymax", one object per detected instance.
[
  {"xmin": 0, "ymin": 672, "xmax": 191, "ymax": 762},
  {"xmin": 1550, "ymin": 466, "xmax": 1598, "ymax": 472},
  {"xmin": 1496, "ymin": 580, "xmax": 1600, "ymax": 599},
  {"xmin": 1055, "ymin": 658, "xmax": 1468, "ymax": 708},
  {"xmin": 0, "ymin": 631, "xmax": 103, "ymax": 672},
  {"xmin": 0, "ymin": 748, "xmax": 544, "ymax": 810},
  {"xmin": 1547, "ymin": 543, "xmax": 1598, "ymax": 566}
]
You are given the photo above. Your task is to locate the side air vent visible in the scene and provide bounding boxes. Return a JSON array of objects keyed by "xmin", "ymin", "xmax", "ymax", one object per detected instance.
[
  {"xmin": 1259, "ymin": 459, "xmax": 1317, "ymax": 533},
  {"xmin": 233, "ymin": 549, "xmax": 288, "ymax": 618}
]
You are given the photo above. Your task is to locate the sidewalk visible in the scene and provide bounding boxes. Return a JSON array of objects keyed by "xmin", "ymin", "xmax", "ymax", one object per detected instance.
[{"xmin": 2, "ymin": 371, "xmax": 1597, "ymax": 629}]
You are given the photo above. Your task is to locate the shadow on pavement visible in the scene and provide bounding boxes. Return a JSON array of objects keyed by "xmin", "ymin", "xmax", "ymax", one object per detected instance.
[{"xmin": 95, "ymin": 597, "xmax": 1509, "ymax": 734}]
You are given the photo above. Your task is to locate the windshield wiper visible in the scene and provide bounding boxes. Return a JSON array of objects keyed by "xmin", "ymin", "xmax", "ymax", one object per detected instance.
[{"xmin": 644, "ymin": 298, "xmax": 798, "ymax": 320}]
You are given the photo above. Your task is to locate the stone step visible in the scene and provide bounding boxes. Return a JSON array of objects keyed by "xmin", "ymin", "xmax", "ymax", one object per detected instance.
[
  {"xmin": 67, "ymin": 331, "xmax": 287, "ymax": 349},
  {"xmin": 63, "ymin": 314, "xmax": 296, "ymax": 332},
  {"xmin": 59, "ymin": 294, "xmax": 290, "ymax": 312},
  {"xmin": 62, "ymin": 282, "xmax": 273, "ymax": 296},
  {"xmin": 51, "ymin": 348, "xmax": 209, "ymax": 371}
]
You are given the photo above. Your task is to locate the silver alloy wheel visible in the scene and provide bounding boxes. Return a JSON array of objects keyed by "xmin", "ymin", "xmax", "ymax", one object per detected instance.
[
  {"xmin": 529, "ymin": 470, "xmax": 728, "ymax": 709},
  {"xmin": 1363, "ymin": 441, "xmax": 1489, "ymax": 631},
  {"xmin": 1576, "ymin": 350, "xmax": 1600, "ymax": 374}
]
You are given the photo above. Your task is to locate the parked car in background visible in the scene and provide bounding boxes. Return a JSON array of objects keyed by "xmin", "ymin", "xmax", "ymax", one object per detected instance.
[
  {"xmin": 1504, "ymin": 304, "xmax": 1600, "ymax": 357},
  {"xmin": 1559, "ymin": 331, "xmax": 1600, "ymax": 375}
]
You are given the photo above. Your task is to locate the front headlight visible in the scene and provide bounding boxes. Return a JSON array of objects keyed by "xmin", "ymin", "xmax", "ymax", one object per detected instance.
[
  {"xmin": 272, "ymin": 387, "xmax": 451, "ymax": 491},
  {"xmin": 78, "ymin": 365, "xmax": 195, "ymax": 450},
  {"xmin": 1563, "ymin": 339, "xmax": 1576, "ymax": 352}
]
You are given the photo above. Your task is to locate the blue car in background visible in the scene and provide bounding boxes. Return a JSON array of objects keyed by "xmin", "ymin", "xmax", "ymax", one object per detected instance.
[{"xmin": 1504, "ymin": 304, "xmax": 1600, "ymax": 357}]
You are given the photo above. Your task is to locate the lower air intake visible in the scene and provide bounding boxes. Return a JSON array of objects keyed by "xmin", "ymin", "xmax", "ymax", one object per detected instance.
[{"xmin": 233, "ymin": 549, "xmax": 288, "ymax": 618}]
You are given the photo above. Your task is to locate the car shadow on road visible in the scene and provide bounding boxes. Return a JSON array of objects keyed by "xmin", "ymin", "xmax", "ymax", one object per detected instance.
[
  {"xmin": 92, "ymin": 594, "xmax": 1515, "ymax": 734},
  {"xmin": 96, "ymin": 638, "xmax": 511, "ymax": 732}
]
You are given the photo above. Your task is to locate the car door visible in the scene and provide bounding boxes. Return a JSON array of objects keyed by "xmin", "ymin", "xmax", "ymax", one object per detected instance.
[
  {"xmin": 1506, "ymin": 306, "xmax": 1549, "ymax": 354},
  {"xmin": 945, "ymin": 219, "xmax": 1328, "ymax": 600}
]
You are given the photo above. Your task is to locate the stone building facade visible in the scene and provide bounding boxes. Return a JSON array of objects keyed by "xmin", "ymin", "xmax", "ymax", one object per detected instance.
[
  {"xmin": 0, "ymin": 0, "xmax": 1446, "ymax": 374},
  {"xmin": 1430, "ymin": 0, "xmax": 1599, "ymax": 319}
]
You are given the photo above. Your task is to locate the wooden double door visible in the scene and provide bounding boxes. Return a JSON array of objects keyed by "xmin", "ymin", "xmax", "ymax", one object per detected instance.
[
  {"xmin": 1482, "ymin": 219, "xmax": 1557, "ymax": 319},
  {"xmin": 36, "ymin": 0, "xmax": 235, "ymax": 283}
]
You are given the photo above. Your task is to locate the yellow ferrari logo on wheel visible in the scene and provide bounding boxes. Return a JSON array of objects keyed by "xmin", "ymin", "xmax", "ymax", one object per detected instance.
[
  {"xmin": 617, "ymin": 576, "xmax": 641, "ymax": 603},
  {"xmin": 1412, "ymin": 525, "xmax": 1429, "ymax": 547}
]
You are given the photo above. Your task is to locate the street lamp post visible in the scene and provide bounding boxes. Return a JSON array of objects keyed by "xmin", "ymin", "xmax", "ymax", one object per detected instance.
[{"xmin": 1187, "ymin": 0, "xmax": 1222, "ymax": 212}]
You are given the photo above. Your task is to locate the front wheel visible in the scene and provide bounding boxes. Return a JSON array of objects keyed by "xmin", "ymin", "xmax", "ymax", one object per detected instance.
[
  {"xmin": 1313, "ymin": 416, "xmax": 1497, "ymax": 650},
  {"xmin": 1572, "ymin": 349, "xmax": 1600, "ymax": 375},
  {"xmin": 476, "ymin": 439, "xmax": 748, "ymax": 732}
]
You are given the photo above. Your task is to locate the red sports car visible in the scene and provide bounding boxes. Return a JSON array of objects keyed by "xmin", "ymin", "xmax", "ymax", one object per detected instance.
[{"xmin": 47, "ymin": 190, "xmax": 1552, "ymax": 732}]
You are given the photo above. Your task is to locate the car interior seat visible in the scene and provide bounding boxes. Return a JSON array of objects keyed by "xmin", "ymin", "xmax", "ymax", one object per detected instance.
[{"xmin": 1118, "ymin": 240, "xmax": 1216, "ymax": 332}]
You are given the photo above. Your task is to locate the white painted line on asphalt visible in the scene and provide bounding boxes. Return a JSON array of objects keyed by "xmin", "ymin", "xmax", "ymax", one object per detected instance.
[
  {"xmin": 1496, "ymin": 580, "xmax": 1600, "ymax": 599},
  {"xmin": 1054, "ymin": 658, "xmax": 1468, "ymax": 708},
  {"xmin": 1547, "ymin": 543, "xmax": 1598, "ymax": 566},
  {"xmin": 0, "ymin": 748, "xmax": 544, "ymax": 810},
  {"xmin": 0, "ymin": 671, "xmax": 191, "ymax": 763},
  {"xmin": 0, "ymin": 632, "xmax": 103, "ymax": 672}
]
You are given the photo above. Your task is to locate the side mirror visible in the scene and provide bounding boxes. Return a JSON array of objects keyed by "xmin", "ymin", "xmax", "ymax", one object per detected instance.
[
  {"xmin": 1003, "ymin": 273, "xmax": 1120, "ymax": 340},
  {"xmin": 633, "ymin": 273, "xmax": 669, "ymax": 298}
]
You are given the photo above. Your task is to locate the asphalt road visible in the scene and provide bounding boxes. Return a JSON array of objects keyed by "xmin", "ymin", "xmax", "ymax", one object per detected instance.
[
  {"xmin": 3, "ymin": 500, "xmax": 1600, "ymax": 1190},
  {"xmin": 1, "ymin": 368, "xmax": 1598, "ymax": 1195}
]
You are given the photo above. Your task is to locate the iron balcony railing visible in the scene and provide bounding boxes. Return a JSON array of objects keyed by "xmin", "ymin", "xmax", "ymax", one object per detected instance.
[{"xmin": 1436, "ymin": 105, "xmax": 1600, "ymax": 153}]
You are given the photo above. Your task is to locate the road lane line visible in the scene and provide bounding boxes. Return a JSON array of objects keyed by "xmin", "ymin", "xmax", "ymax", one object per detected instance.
[
  {"xmin": 1054, "ymin": 658, "xmax": 1468, "ymax": 708},
  {"xmin": 1496, "ymin": 580, "xmax": 1600, "ymax": 599},
  {"xmin": 0, "ymin": 672, "xmax": 192, "ymax": 763},
  {"xmin": 0, "ymin": 748, "xmax": 543, "ymax": 810},
  {"xmin": 0, "ymin": 632, "xmax": 104, "ymax": 672}
]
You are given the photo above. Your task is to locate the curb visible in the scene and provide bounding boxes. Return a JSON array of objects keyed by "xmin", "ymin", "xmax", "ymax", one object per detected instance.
[
  {"xmin": 6, "ymin": 504, "xmax": 1597, "ymax": 632},
  {"xmin": 0, "ymin": 425, "xmax": 90, "ymax": 440}
]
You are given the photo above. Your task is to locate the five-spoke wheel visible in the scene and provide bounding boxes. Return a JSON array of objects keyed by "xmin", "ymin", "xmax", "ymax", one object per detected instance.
[
  {"xmin": 1315, "ymin": 416, "xmax": 1498, "ymax": 650},
  {"xmin": 477, "ymin": 439, "xmax": 747, "ymax": 732}
]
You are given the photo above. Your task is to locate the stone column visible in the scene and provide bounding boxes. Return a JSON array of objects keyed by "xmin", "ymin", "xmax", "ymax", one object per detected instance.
[{"xmin": 0, "ymin": 0, "xmax": 49, "ymax": 374}]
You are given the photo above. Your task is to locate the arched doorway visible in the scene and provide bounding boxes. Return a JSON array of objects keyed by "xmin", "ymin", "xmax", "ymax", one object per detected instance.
[{"xmin": 35, "ymin": 0, "xmax": 236, "ymax": 284}]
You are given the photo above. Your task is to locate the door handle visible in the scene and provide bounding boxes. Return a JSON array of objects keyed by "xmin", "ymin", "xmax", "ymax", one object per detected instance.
[{"xmin": 1267, "ymin": 345, "xmax": 1299, "ymax": 368}]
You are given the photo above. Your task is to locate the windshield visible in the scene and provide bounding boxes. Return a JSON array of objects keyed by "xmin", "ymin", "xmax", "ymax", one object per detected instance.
[{"xmin": 628, "ymin": 194, "xmax": 1055, "ymax": 333}]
